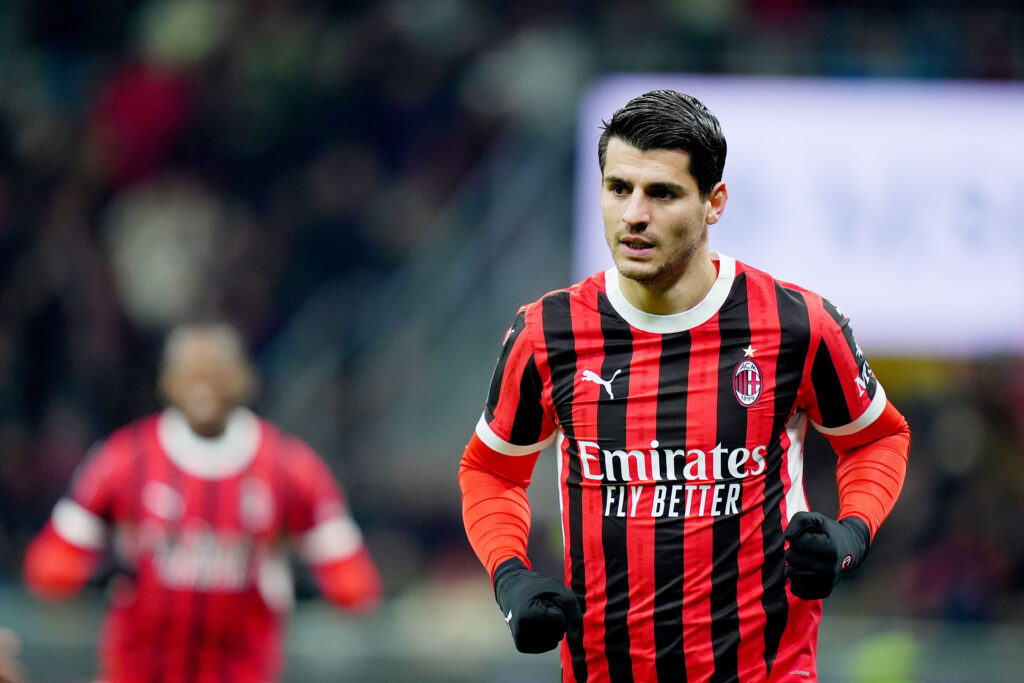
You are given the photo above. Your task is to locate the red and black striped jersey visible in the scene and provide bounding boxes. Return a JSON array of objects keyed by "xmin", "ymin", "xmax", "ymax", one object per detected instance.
[
  {"xmin": 476, "ymin": 254, "xmax": 886, "ymax": 683},
  {"xmin": 47, "ymin": 408, "xmax": 369, "ymax": 683}
]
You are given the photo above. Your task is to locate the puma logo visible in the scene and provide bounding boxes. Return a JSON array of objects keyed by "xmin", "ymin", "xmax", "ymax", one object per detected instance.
[{"xmin": 581, "ymin": 368, "xmax": 622, "ymax": 400}]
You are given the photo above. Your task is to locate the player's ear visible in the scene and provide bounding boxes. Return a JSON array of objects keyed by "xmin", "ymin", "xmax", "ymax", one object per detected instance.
[{"xmin": 705, "ymin": 182, "xmax": 727, "ymax": 225}]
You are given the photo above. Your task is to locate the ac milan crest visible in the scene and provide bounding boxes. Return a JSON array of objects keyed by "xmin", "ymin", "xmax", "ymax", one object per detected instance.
[
  {"xmin": 733, "ymin": 359, "xmax": 763, "ymax": 407},
  {"xmin": 239, "ymin": 477, "xmax": 275, "ymax": 533}
]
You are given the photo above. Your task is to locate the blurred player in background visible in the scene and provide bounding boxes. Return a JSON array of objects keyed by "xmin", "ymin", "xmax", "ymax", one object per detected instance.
[
  {"xmin": 460, "ymin": 90, "xmax": 911, "ymax": 681},
  {"xmin": 24, "ymin": 323, "xmax": 381, "ymax": 683}
]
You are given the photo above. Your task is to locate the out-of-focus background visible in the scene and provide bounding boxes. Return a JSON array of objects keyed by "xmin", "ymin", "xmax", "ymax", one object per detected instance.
[{"xmin": 0, "ymin": 1, "xmax": 1022, "ymax": 681}]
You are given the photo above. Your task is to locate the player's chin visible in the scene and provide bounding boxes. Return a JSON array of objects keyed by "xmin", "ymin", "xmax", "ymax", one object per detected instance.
[{"xmin": 613, "ymin": 258, "xmax": 661, "ymax": 284}]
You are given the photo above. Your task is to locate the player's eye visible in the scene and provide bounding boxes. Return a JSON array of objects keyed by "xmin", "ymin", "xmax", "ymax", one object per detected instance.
[{"xmin": 607, "ymin": 183, "xmax": 629, "ymax": 196}]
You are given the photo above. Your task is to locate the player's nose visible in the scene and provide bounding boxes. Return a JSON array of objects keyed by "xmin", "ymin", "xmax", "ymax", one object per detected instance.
[{"xmin": 621, "ymin": 192, "xmax": 650, "ymax": 228}]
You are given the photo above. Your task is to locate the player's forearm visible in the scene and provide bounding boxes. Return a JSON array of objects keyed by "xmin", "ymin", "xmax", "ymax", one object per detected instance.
[
  {"xmin": 459, "ymin": 435, "xmax": 539, "ymax": 578},
  {"xmin": 834, "ymin": 418, "xmax": 910, "ymax": 539},
  {"xmin": 315, "ymin": 547, "xmax": 383, "ymax": 613},
  {"xmin": 23, "ymin": 523, "xmax": 102, "ymax": 600}
]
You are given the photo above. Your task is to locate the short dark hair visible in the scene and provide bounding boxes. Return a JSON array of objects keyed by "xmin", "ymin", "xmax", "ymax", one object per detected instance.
[{"xmin": 598, "ymin": 90, "xmax": 727, "ymax": 199}]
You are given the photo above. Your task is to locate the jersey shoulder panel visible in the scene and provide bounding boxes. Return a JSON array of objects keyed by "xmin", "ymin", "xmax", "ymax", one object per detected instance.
[
  {"xmin": 783, "ymin": 282, "xmax": 884, "ymax": 435},
  {"xmin": 263, "ymin": 423, "xmax": 348, "ymax": 532},
  {"xmin": 481, "ymin": 277, "xmax": 603, "ymax": 450},
  {"xmin": 69, "ymin": 415, "xmax": 160, "ymax": 513}
]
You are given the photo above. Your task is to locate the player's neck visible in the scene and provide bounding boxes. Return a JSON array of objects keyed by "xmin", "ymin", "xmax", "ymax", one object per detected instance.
[
  {"xmin": 617, "ymin": 250, "xmax": 718, "ymax": 316},
  {"xmin": 614, "ymin": 252, "xmax": 720, "ymax": 317}
]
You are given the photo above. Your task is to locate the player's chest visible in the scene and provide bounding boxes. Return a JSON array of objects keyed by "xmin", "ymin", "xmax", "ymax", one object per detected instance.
[
  {"xmin": 113, "ymin": 467, "xmax": 284, "ymax": 539},
  {"xmin": 552, "ymin": 334, "xmax": 788, "ymax": 401},
  {"xmin": 547, "ymin": 329, "xmax": 804, "ymax": 435}
]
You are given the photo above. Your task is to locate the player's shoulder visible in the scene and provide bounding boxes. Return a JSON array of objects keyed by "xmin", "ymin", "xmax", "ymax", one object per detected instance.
[
  {"xmin": 101, "ymin": 413, "xmax": 162, "ymax": 452},
  {"xmin": 734, "ymin": 257, "xmax": 831, "ymax": 311},
  {"xmin": 738, "ymin": 259, "xmax": 854, "ymax": 343},
  {"xmin": 72, "ymin": 413, "xmax": 161, "ymax": 484},
  {"xmin": 254, "ymin": 416, "xmax": 322, "ymax": 465},
  {"xmin": 519, "ymin": 271, "xmax": 605, "ymax": 317}
]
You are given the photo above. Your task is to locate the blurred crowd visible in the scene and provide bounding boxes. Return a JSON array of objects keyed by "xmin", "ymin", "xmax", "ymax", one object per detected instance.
[{"xmin": 1, "ymin": 0, "xmax": 1023, "ymax": 626}]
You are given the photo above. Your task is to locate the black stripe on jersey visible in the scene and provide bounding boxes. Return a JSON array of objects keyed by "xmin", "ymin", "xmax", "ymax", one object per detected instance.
[
  {"xmin": 761, "ymin": 284, "xmax": 811, "ymax": 673},
  {"xmin": 596, "ymin": 291, "xmax": 634, "ymax": 682},
  {"xmin": 540, "ymin": 292, "xmax": 588, "ymax": 683},
  {"xmin": 653, "ymin": 331, "xmax": 691, "ymax": 682},
  {"xmin": 509, "ymin": 356, "xmax": 546, "ymax": 445},
  {"xmin": 810, "ymin": 342, "xmax": 852, "ymax": 427},
  {"xmin": 485, "ymin": 310, "xmax": 528, "ymax": 422},
  {"xmin": 709, "ymin": 274, "xmax": 749, "ymax": 683},
  {"xmin": 821, "ymin": 298, "xmax": 878, "ymax": 400}
]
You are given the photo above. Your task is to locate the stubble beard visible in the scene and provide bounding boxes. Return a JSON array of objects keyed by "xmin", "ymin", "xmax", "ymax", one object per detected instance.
[{"xmin": 615, "ymin": 224, "xmax": 707, "ymax": 292}]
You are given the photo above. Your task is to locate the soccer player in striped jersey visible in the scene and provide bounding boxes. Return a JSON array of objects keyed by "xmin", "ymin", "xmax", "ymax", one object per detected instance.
[
  {"xmin": 460, "ymin": 90, "xmax": 910, "ymax": 682},
  {"xmin": 24, "ymin": 323, "xmax": 382, "ymax": 683}
]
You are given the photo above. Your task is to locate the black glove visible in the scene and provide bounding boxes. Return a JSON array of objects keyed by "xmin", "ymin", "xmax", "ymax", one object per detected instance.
[
  {"xmin": 492, "ymin": 558, "xmax": 582, "ymax": 653},
  {"xmin": 784, "ymin": 512, "xmax": 870, "ymax": 600}
]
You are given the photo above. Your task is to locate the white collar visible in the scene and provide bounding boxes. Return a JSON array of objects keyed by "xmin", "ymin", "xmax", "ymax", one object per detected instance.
[
  {"xmin": 157, "ymin": 407, "xmax": 261, "ymax": 479},
  {"xmin": 604, "ymin": 253, "xmax": 736, "ymax": 334}
]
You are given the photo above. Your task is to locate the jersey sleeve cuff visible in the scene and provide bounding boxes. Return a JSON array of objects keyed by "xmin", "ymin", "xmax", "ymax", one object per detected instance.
[
  {"xmin": 299, "ymin": 516, "xmax": 364, "ymax": 565},
  {"xmin": 475, "ymin": 414, "xmax": 555, "ymax": 456},
  {"xmin": 52, "ymin": 499, "xmax": 107, "ymax": 551},
  {"xmin": 811, "ymin": 382, "xmax": 887, "ymax": 437}
]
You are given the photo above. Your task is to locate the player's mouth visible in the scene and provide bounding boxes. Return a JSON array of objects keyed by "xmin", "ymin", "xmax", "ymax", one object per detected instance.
[{"xmin": 619, "ymin": 237, "xmax": 655, "ymax": 257}]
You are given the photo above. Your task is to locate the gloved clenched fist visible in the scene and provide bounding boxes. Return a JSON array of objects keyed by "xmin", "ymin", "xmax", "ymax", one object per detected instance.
[
  {"xmin": 784, "ymin": 512, "xmax": 870, "ymax": 600},
  {"xmin": 492, "ymin": 558, "xmax": 582, "ymax": 653}
]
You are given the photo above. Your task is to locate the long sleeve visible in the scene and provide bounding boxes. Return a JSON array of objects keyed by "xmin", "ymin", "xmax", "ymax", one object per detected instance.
[
  {"xmin": 459, "ymin": 433, "xmax": 541, "ymax": 580},
  {"xmin": 24, "ymin": 518, "xmax": 104, "ymax": 600},
  {"xmin": 828, "ymin": 400, "xmax": 911, "ymax": 539}
]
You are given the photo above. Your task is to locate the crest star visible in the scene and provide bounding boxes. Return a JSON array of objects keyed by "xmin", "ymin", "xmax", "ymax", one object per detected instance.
[{"xmin": 743, "ymin": 345, "xmax": 755, "ymax": 358}]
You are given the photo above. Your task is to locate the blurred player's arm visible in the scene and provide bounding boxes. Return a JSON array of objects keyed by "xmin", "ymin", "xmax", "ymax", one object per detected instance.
[
  {"xmin": 298, "ymin": 513, "xmax": 382, "ymax": 613},
  {"xmin": 286, "ymin": 437, "xmax": 382, "ymax": 612},
  {"xmin": 24, "ymin": 498, "xmax": 107, "ymax": 600},
  {"xmin": 23, "ymin": 435, "xmax": 125, "ymax": 600}
]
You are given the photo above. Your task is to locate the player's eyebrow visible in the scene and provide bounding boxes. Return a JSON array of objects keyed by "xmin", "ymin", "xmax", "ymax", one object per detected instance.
[
  {"xmin": 644, "ymin": 181, "xmax": 685, "ymax": 195},
  {"xmin": 603, "ymin": 175, "xmax": 630, "ymax": 186}
]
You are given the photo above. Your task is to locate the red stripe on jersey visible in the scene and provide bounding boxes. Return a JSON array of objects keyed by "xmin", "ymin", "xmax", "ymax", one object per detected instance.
[
  {"xmin": 623, "ymin": 331, "xmax": 661, "ymax": 682},
  {"xmin": 169, "ymin": 452, "xmax": 209, "ymax": 683},
  {"xmin": 769, "ymin": 597, "xmax": 820, "ymax": 682},
  {"xmin": 734, "ymin": 270, "xmax": 780, "ymax": 680},
  {"xmin": 681, "ymin": 316, "xmax": 720, "ymax": 682}
]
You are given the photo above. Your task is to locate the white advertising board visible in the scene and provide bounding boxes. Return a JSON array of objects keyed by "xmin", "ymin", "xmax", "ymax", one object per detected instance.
[{"xmin": 574, "ymin": 75, "xmax": 1024, "ymax": 356}]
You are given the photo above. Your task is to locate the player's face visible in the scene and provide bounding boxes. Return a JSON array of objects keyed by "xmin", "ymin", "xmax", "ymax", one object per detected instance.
[
  {"xmin": 601, "ymin": 137, "xmax": 726, "ymax": 292},
  {"xmin": 160, "ymin": 333, "xmax": 254, "ymax": 438}
]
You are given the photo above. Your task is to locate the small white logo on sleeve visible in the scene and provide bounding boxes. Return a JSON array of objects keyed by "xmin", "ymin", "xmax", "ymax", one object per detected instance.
[{"xmin": 505, "ymin": 610, "xmax": 513, "ymax": 628}]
